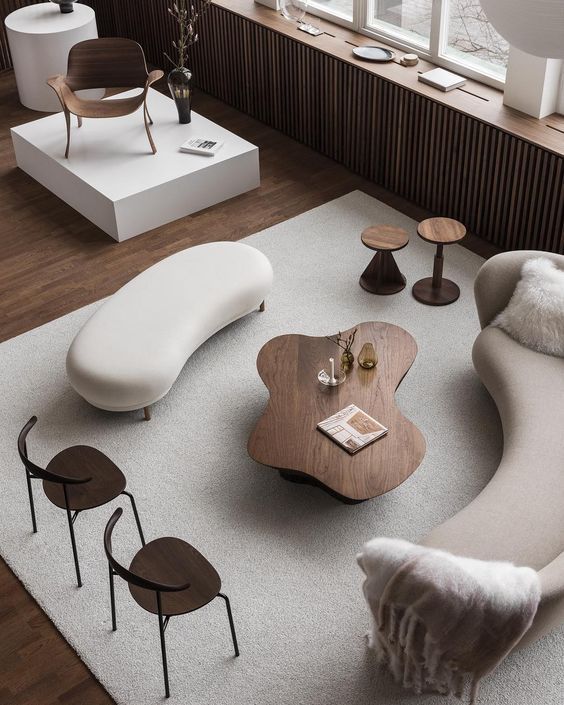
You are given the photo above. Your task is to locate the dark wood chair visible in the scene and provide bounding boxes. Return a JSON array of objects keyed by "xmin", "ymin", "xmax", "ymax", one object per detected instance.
[
  {"xmin": 18, "ymin": 416, "xmax": 145, "ymax": 588},
  {"xmin": 47, "ymin": 38, "xmax": 164, "ymax": 158},
  {"xmin": 104, "ymin": 507, "xmax": 239, "ymax": 698}
]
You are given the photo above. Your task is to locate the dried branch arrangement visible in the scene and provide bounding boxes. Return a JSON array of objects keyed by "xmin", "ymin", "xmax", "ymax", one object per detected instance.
[
  {"xmin": 326, "ymin": 328, "xmax": 357, "ymax": 354},
  {"xmin": 165, "ymin": 0, "xmax": 213, "ymax": 69}
]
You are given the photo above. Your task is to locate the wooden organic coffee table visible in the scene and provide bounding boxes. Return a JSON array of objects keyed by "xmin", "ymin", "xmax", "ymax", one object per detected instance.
[{"xmin": 248, "ymin": 322, "xmax": 426, "ymax": 503}]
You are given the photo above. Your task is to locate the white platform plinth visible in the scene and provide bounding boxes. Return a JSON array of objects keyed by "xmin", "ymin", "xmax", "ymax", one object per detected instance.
[
  {"xmin": 10, "ymin": 89, "xmax": 261, "ymax": 241},
  {"xmin": 5, "ymin": 3, "xmax": 100, "ymax": 112}
]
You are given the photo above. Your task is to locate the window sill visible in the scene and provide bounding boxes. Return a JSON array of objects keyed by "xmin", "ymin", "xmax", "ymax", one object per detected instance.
[{"xmin": 214, "ymin": 0, "xmax": 564, "ymax": 156}]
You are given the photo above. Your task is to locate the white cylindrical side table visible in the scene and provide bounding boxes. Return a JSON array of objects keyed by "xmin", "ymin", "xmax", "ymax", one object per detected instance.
[{"xmin": 5, "ymin": 3, "xmax": 99, "ymax": 112}]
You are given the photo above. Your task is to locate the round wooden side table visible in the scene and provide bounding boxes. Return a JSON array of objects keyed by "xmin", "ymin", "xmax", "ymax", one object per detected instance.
[
  {"xmin": 412, "ymin": 217, "xmax": 466, "ymax": 305},
  {"xmin": 359, "ymin": 225, "xmax": 410, "ymax": 295}
]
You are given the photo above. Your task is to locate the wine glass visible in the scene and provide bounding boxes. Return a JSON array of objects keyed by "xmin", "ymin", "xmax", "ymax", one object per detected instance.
[{"xmin": 280, "ymin": 0, "xmax": 308, "ymax": 23}]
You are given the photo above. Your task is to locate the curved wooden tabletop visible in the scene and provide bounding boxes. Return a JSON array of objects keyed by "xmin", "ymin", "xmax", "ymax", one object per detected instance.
[
  {"xmin": 417, "ymin": 217, "xmax": 466, "ymax": 245},
  {"xmin": 247, "ymin": 322, "xmax": 426, "ymax": 502},
  {"xmin": 361, "ymin": 225, "xmax": 409, "ymax": 251}
]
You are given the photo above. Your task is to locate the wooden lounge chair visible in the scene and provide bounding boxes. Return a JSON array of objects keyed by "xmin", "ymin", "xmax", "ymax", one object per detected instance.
[{"xmin": 47, "ymin": 37, "xmax": 163, "ymax": 158}]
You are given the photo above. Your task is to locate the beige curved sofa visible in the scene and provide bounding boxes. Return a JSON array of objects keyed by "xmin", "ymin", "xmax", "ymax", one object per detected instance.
[{"xmin": 422, "ymin": 250, "xmax": 564, "ymax": 649}]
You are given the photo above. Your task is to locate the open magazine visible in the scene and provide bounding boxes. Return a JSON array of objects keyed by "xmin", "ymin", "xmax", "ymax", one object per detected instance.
[{"xmin": 317, "ymin": 404, "xmax": 388, "ymax": 454}]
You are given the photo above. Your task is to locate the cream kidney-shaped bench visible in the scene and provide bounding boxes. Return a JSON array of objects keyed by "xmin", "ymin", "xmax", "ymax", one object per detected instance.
[
  {"xmin": 422, "ymin": 250, "xmax": 564, "ymax": 651},
  {"xmin": 67, "ymin": 242, "xmax": 273, "ymax": 419}
]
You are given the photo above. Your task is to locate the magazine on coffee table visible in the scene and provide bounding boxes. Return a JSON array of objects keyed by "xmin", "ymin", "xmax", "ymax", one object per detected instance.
[
  {"xmin": 317, "ymin": 404, "xmax": 388, "ymax": 454},
  {"xmin": 180, "ymin": 137, "xmax": 224, "ymax": 156}
]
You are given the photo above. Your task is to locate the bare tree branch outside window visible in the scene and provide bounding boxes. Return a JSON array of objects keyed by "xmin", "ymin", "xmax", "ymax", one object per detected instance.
[{"xmin": 311, "ymin": 0, "xmax": 508, "ymax": 69}]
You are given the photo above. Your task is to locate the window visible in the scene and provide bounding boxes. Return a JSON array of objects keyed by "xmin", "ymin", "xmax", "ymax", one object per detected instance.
[
  {"xmin": 367, "ymin": 0, "xmax": 432, "ymax": 50},
  {"xmin": 444, "ymin": 0, "xmax": 508, "ymax": 77},
  {"xmin": 308, "ymin": 0, "xmax": 353, "ymax": 23},
  {"xmin": 307, "ymin": 0, "xmax": 509, "ymax": 86}
]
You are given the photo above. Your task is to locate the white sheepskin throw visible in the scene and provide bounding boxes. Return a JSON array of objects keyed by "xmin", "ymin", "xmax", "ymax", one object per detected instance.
[
  {"xmin": 357, "ymin": 538, "xmax": 541, "ymax": 704},
  {"xmin": 492, "ymin": 257, "xmax": 564, "ymax": 356}
]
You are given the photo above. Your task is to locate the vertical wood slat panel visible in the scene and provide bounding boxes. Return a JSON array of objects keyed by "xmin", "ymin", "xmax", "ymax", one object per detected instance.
[
  {"xmin": 193, "ymin": 7, "xmax": 563, "ymax": 253},
  {"xmin": 1, "ymin": 1, "xmax": 562, "ymax": 253}
]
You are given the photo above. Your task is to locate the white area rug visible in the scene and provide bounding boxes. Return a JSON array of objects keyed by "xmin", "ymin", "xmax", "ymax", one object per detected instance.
[{"xmin": 1, "ymin": 191, "xmax": 562, "ymax": 705}]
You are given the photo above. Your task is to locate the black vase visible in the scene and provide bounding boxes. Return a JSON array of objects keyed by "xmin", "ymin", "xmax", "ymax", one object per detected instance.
[
  {"xmin": 50, "ymin": 0, "xmax": 76, "ymax": 12},
  {"xmin": 168, "ymin": 67, "xmax": 192, "ymax": 124}
]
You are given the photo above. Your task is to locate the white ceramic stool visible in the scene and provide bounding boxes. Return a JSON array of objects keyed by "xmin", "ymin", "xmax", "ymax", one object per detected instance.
[{"xmin": 5, "ymin": 3, "xmax": 100, "ymax": 112}]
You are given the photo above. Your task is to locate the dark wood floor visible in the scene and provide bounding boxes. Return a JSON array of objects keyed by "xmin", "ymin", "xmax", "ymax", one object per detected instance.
[{"xmin": 0, "ymin": 69, "xmax": 497, "ymax": 705}]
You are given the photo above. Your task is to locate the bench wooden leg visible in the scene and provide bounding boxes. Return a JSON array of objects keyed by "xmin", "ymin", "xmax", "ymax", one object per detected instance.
[
  {"xmin": 143, "ymin": 406, "xmax": 151, "ymax": 421},
  {"xmin": 259, "ymin": 300, "xmax": 265, "ymax": 312}
]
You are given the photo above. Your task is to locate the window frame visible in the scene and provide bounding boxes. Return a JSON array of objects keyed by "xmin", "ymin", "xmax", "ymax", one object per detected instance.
[{"xmin": 306, "ymin": 0, "xmax": 507, "ymax": 89}]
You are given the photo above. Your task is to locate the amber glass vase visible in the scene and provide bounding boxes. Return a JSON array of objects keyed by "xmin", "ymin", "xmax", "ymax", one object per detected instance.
[
  {"xmin": 358, "ymin": 343, "xmax": 378, "ymax": 369},
  {"xmin": 341, "ymin": 351, "xmax": 354, "ymax": 370}
]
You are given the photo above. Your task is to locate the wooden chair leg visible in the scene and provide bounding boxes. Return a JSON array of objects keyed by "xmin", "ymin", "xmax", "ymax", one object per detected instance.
[
  {"xmin": 143, "ymin": 406, "xmax": 151, "ymax": 421},
  {"xmin": 64, "ymin": 109, "xmax": 71, "ymax": 159},
  {"xmin": 77, "ymin": 115, "xmax": 82, "ymax": 127},
  {"xmin": 143, "ymin": 102, "xmax": 157, "ymax": 154},
  {"xmin": 145, "ymin": 103, "xmax": 154, "ymax": 125},
  {"xmin": 259, "ymin": 300, "xmax": 266, "ymax": 312}
]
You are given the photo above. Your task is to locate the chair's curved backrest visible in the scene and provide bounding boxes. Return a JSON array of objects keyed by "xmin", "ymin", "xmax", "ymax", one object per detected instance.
[
  {"xmin": 65, "ymin": 38, "xmax": 149, "ymax": 91},
  {"xmin": 18, "ymin": 416, "xmax": 91, "ymax": 485},
  {"xmin": 104, "ymin": 508, "xmax": 191, "ymax": 593},
  {"xmin": 474, "ymin": 250, "xmax": 564, "ymax": 329}
]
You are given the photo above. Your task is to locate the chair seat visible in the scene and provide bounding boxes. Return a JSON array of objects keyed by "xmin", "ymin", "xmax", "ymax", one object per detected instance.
[
  {"xmin": 128, "ymin": 537, "xmax": 221, "ymax": 617},
  {"xmin": 43, "ymin": 445, "xmax": 126, "ymax": 511},
  {"xmin": 64, "ymin": 92, "xmax": 145, "ymax": 119}
]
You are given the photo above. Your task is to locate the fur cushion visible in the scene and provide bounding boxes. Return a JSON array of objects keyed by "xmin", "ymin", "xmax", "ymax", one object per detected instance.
[{"xmin": 492, "ymin": 257, "xmax": 564, "ymax": 357}]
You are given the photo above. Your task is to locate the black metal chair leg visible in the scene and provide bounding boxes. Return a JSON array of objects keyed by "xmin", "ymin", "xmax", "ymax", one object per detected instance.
[
  {"xmin": 121, "ymin": 491, "xmax": 145, "ymax": 546},
  {"xmin": 63, "ymin": 485, "xmax": 82, "ymax": 588},
  {"xmin": 109, "ymin": 563, "xmax": 117, "ymax": 631},
  {"xmin": 218, "ymin": 592, "xmax": 240, "ymax": 657},
  {"xmin": 25, "ymin": 470, "xmax": 37, "ymax": 533},
  {"xmin": 157, "ymin": 592, "xmax": 171, "ymax": 698}
]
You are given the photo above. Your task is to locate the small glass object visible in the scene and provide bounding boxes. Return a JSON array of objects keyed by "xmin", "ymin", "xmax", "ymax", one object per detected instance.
[
  {"xmin": 168, "ymin": 67, "xmax": 192, "ymax": 124},
  {"xmin": 298, "ymin": 22, "xmax": 323, "ymax": 36},
  {"xmin": 280, "ymin": 0, "xmax": 308, "ymax": 23},
  {"xmin": 341, "ymin": 351, "xmax": 354, "ymax": 371},
  {"xmin": 318, "ymin": 356, "xmax": 346, "ymax": 386},
  {"xmin": 358, "ymin": 342, "xmax": 378, "ymax": 369}
]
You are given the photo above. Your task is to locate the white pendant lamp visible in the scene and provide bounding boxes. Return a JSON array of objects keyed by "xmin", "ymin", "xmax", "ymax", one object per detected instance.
[{"xmin": 480, "ymin": 0, "xmax": 564, "ymax": 59}]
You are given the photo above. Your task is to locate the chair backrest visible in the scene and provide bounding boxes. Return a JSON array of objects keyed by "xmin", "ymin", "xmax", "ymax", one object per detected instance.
[
  {"xmin": 65, "ymin": 38, "xmax": 149, "ymax": 91},
  {"xmin": 18, "ymin": 416, "xmax": 91, "ymax": 485},
  {"xmin": 104, "ymin": 508, "xmax": 191, "ymax": 593},
  {"xmin": 474, "ymin": 250, "xmax": 564, "ymax": 329}
]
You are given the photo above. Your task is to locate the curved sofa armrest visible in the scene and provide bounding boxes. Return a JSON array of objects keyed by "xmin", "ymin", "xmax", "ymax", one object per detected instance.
[
  {"xmin": 516, "ymin": 551, "xmax": 564, "ymax": 648},
  {"xmin": 474, "ymin": 250, "xmax": 564, "ymax": 329},
  {"xmin": 539, "ymin": 551, "xmax": 564, "ymax": 603}
]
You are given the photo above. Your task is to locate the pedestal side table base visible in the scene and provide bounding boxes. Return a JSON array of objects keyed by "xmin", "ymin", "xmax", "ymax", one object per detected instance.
[
  {"xmin": 359, "ymin": 250, "xmax": 406, "ymax": 295},
  {"xmin": 412, "ymin": 277, "xmax": 460, "ymax": 306}
]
